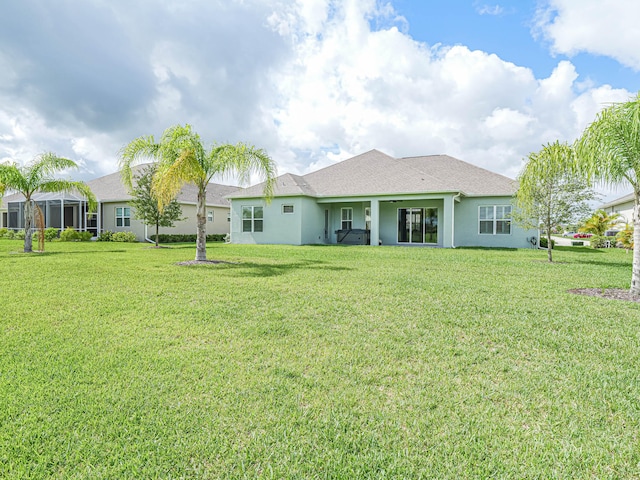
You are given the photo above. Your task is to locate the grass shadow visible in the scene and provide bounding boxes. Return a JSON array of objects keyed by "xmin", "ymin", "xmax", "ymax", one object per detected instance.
[{"xmin": 182, "ymin": 259, "xmax": 354, "ymax": 277}]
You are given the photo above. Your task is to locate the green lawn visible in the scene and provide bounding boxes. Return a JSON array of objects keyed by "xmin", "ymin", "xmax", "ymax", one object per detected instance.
[{"xmin": 1, "ymin": 240, "xmax": 639, "ymax": 478}]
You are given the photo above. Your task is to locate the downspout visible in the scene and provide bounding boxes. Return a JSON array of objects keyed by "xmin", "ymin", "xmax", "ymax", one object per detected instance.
[
  {"xmin": 451, "ymin": 192, "xmax": 461, "ymax": 248},
  {"xmin": 144, "ymin": 224, "xmax": 154, "ymax": 244}
]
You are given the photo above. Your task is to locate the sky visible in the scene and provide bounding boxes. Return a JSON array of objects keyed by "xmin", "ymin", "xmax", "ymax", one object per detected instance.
[{"xmin": 0, "ymin": 0, "xmax": 638, "ymax": 200}]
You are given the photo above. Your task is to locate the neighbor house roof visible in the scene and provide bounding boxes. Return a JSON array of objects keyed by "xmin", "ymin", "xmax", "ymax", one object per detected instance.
[
  {"xmin": 600, "ymin": 192, "xmax": 635, "ymax": 210},
  {"xmin": 2, "ymin": 164, "xmax": 240, "ymax": 207},
  {"xmin": 229, "ymin": 149, "xmax": 517, "ymax": 199}
]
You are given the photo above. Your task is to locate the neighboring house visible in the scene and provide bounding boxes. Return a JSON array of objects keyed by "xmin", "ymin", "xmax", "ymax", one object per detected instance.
[
  {"xmin": 600, "ymin": 192, "xmax": 635, "ymax": 224},
  {"xmin": 0, "ymin": 164, "xmax": 239, "ymax": 241},
  {"xmin": 228, "ymin": 149, "xmax": 536, "ymax": 248}
]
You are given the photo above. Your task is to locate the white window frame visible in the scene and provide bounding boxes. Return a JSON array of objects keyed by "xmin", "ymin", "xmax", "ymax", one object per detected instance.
[
  {"xmin": 207, "ymin": 210, "xmax": 214, "ymax": 222},
  {"xmin": 242, "ymin": 206, "xmax": 263, "ymax": 233},
  {"xmin": 116, "ymin": 207, "xmax": 130, "ymax": 227},
  {"xmin": 341, "ymin": 208, "xmax": 353, "ymax": 230},
  {"xmin": 479, "ymin": 205, "xmax": 511, "ymax": 235},
  {"xmin": 282, "ymin": 204, "xmax": 294, "ymax": 214}
]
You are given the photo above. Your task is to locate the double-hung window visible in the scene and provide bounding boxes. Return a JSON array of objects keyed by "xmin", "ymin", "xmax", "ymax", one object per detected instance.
[
  {"xmin": 207, "ymin": 210, "xmax": 214, "ymax": 222},
  {"xmin": 341, "ymin": 208, "xmax": 353, "ymax": 230},
  {"xmin": 479, "ymin": 205, "xmax": 511, "ymax": 234},
  {"xmin": 116, "ymin": 207, "xmax": 130, "ymax": 227},
  {"xmin": 242, "ymin": 206, "xmax": 263, "ymax": 232}
]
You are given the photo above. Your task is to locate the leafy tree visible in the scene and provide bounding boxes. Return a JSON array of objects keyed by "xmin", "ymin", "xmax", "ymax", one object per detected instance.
[
  {"xmin": 129, "ymin": 165, "xmax": 183, "ymax": 247},
  {"xmin": 575, "ymin": 93, "xmax": 640, "ymax": 296},
  {"xmin": 0, "ymin": 153, "xmax": 96, "ymax": 253},
  {"xmin": 119, "ymin": 124, "xmax": 276, "ymax": 261},
  {"xmin": 578, "ymin": 209, "xmax": 621, "ymax": 236},
  {"xmin": 513, "ymin": 141, "xmax": 596, "ymax": 262}
]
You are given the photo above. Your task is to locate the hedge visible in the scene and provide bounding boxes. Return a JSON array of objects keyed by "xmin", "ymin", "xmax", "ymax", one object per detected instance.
[{"xmin": 150, "ymin": 234, "xmax": 226, "ymax": 243}]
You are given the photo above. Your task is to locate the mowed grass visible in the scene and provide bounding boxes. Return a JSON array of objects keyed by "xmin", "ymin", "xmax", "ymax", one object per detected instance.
[{"xmin": 0, "ymin": 240, "xmax": 639, "ymax": 478}]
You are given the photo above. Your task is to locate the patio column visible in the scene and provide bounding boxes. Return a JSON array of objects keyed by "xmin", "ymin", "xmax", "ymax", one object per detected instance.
[
  {"xmin": 370, "ymin": 199, "xmax": 380, "ymax": 246},
  {"xmin": 60, "ymin": 198, "xmax": 64, "ymax": 230},
  {"xmin": 442, "ymin": 195, "xmax": 454, "ymax": 248}
]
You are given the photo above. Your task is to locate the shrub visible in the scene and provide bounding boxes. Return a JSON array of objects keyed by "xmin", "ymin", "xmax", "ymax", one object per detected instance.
[
  {"xmin": 0, "ymin": 228, "xmax": 7, "ymax": 238},
  {"xmin": 15, "ymin": 230, "xmax": 25, "ymax": 240},
  {"xmin": 97, "ymin": 230, "xmax": 114, "ymax": 242},
  {"xmin": 44, "ymin": 227, "xmax": 59, "ymax": 242},
  {"xmin": 80, "ymin": 231, "xmax": 93, "ymax": 241},
  {"xmin": 589, "ymin": 235, "xmax": 609, "ymax": 249},
  {"xmin": 60, "ymin": 227, "xmax": 81, "ymax": 242},
  {"xmin": 539, "ymin": 237, "xmax": 555, "ymax": 249},
  {"xmin": 6, "ymin": 230, "xmax": 15, "ymax": 239},
  {"xmin": 111, "ymin": 231, "xmax": 137, "ymax": 243}
]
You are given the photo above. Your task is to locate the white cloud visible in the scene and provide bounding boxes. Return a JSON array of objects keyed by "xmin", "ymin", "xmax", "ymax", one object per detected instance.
[
  {"xmin": 0, "ymin": 0, "xmax": 634, "ymax": 190},
  {"xmin": 476, "ymin": 4, "xmax": 505, "ymax": 16},
  {"xmin": 534, "ymin": 0, "xmax": 640, "ymax": 70}
]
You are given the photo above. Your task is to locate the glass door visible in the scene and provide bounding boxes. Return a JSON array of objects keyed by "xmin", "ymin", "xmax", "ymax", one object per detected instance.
[{"xmin": 398, "ymin": 208, "xmax": 438, "ymax": 244}]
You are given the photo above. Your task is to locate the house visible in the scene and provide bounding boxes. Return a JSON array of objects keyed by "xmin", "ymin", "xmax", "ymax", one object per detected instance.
[
  {"xmin": 0, "ymin": 164, "xmax": 239, "ymax": 241},
  {"xmin": 228, "ymin": 149, "xmax": 536, "ymax": 248},
  {"xmin": 600, "ymin": 192, "xmax": 636, "ymax": 224}
]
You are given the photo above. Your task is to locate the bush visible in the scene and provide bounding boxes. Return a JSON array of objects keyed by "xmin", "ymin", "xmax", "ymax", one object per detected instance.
[
  {"xmin": 97, "ymin": 230, "xmax": 114, "ymax": 242},
  {"xmin": 15, "ymin": 230, "xmax": 25, "ymax": 240},
  {"xmin": 60, "ymin": 227, "xmax": 81, "ymax": 242},
  {"xmin": 150, "ymin": 233, "xmax": 226, "ymax": 243},
  {"xmin": 0, "ymin": 228, "xmax": 7, "ymax": 238},
  {"xmin": 6, "ymin": 230, "xmax": 15, "ymax": 239},
  {"xmin": 44, "ymin": 228, "xmax": 59, "ymax": 242},
  {"xmin": 111, "ymin": 231, "xmax": 137, "ymax": 243},
  {"xmin": 539, "ymin": 237, "xmax": 555, "ymax": 249},
  {"xmin": 589, "ymin": 235, "xmax": 609, "ymax": 249}
]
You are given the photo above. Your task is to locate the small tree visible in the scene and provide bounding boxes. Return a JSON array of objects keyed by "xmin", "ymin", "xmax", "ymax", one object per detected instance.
[
  {"xmin": 129, "ymin": 165, "xmax": 183, "ymax": 247},
  {"xmin": 513, "ymin": 141, "xmax": 596, "ymax": 262},
  {"xmin": 617, "ymin": 224, "xmax": 634, "ymax": 252}
]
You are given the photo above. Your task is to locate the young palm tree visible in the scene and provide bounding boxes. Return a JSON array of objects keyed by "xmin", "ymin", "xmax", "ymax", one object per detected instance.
[
  {"xmin": 0, "ymin": 153, "xmax": 96, "ymax": 253},
  {"xmin": 578, "ymin": 209, "xmax": 621, "ymax": 236},
  {"xmin": 575, "ymin": 92, "xmax": 640, "ymax": 296},
  {"xmin": 119, "ymin": 124, "xmax": 276, "ymax": 261}
]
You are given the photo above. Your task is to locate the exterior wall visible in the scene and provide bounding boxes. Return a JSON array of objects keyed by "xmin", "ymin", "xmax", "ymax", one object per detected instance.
[
  {"xmin": 300, "ymin": 198, "xmax": 325, "ymax": 244},
  {"xmin": 101, "ymin": 202, "xmax": 231, "ymax": 241},
  {"xmin": 453, "ymin": 196, "xmax": 535, "ymax": 248},
  {"xmin": 603, "ymin": 199, "xmax": 635, "ymax": 224},
  {"xmin": 231, "ymin": 198, "xmax": 304, "ymax": 245}
]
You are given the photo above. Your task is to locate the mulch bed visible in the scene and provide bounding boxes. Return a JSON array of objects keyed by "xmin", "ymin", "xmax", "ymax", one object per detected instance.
[{"xmin": 568, "ymin": 288, "xmax": 640, "ymax": 303}]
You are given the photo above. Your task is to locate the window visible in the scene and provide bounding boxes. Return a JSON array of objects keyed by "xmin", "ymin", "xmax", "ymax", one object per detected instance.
[
  {"xmin": 341, "ymin": 208, "xmax": 353, "ymax": 230},
  {"xmin": 365, "ymin": 207, "xmax": 371, "ymax": 231},
  {"xmin": 282, "ymin": 204, "xmax": 294, "ymax": 214},
  {"xmin": 479, "ymin": 205, "xmax": 511, "ymax": 235},
  {"xmin": 116, "ymin": 207, "xmax": 130, "ymax": 227},
  {"xmin": 207, "ymin": 210, "xmax": 214, "ymax": 222},
  {"xmin": 242, "ymin": 206, "xmax": 263, "ymax": 232}
]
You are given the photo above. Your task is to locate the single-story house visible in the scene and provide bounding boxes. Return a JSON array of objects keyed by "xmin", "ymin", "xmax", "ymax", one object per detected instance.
[
  {"xmin": 600, "ymin": 192, "xmax": 636, "ymax": 224},
  {"xmin": 0, "ymin": 164, "xmax": 239, "ymax": 241},
  {"xmin": 227, "ymin": 149, "xmax": 536, "ymax": 248}
]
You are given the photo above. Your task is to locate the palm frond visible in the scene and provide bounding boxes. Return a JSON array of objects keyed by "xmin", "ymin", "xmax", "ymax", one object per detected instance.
[{"xmin": 118, "ymin": 135, "xmax": 160, "ymax": 190}]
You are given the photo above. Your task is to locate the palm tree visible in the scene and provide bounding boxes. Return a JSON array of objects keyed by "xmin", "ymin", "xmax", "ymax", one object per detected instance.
[
  {"xmin": 578, "ymin": 209, "xmax": 621, "ymax": 236},
  {"xmin": 0, "ymin": 153, "xmax": 96, "ymax": 253},
  {"xmin": 575, "ymin": 92, "xmax": 640, "ymax": 296},
  {"xmin": 119, "ymin": 124, "xmax": 276, "ymax": 261}
]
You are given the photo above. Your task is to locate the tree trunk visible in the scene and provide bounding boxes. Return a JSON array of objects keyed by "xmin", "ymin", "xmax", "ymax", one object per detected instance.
[
  {"xmin": 631, "ymin": 198, "xmax": 640, "ymax": 296},
  {"xmin": 23, "ymin": 200, "xmax": 33, "ymax": 253},
  {"xmin": 155, "ymin": 221, "xmax": 159, "ymax": 247},
  {"xmin": 547, "ymin": 232, "xmax": 553, "ymax": 263},
  {"xmin": 195, "ymin": 185, "xmax": 207, "ymax": 261}
]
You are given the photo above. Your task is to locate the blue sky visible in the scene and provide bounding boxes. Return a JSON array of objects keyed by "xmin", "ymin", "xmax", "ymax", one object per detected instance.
[
  {"xmin": 394, "ymin": 0, "xmax": 637, "ymax": 90},
  {"xmin": 0, "ymin": 0, "xmax": 638, "ymax": 199}
]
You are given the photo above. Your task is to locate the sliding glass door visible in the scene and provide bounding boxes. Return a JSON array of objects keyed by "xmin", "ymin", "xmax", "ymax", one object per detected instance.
[{"xmin": 397, "ymin": 208, "xmax": 438, "ymax": 244}]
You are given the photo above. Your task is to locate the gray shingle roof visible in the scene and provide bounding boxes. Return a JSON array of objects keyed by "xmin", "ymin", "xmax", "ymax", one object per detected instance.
[
  {"xmin": 2, "ymin": 164, "xmax": 240, "ymax": 206},
  {"xmin": 229, "ymin": 149, "xmax": 517, "ymax": 199}
]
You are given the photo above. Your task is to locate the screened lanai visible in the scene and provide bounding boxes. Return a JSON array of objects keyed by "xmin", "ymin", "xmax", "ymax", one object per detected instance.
[{"xmin": 3, "ymin": 192, "xmax": 98, "ymax": 236}]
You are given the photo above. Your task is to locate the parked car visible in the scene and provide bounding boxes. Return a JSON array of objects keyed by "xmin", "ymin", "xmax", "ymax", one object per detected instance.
[
  {"xmin": 563, "ymin": 231, "xmax": 575, "ymax": 237},
  {"xmin": 573, "ymin": 233, "xmax": 593, "ymax": 238}
]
